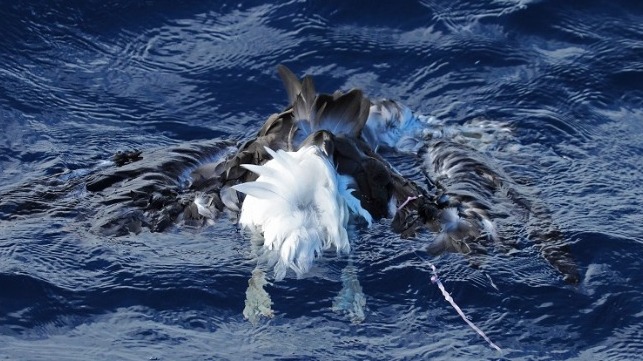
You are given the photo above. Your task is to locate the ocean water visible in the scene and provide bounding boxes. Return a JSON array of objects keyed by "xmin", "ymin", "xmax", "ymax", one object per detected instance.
[{"xmin": 1, "ymin": 1, "xmax": 642, "ymax": 360}]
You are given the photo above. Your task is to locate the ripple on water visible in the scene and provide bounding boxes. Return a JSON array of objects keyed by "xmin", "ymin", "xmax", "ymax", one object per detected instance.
[{"xmin": 0, "ymin": 0, "xmax": 643, "ymax": 359}]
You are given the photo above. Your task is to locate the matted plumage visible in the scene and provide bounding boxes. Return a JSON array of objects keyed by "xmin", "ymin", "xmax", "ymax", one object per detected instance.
[{"xmin": 206, "ymin": 65, "xmax": 578, "ymax": 288}]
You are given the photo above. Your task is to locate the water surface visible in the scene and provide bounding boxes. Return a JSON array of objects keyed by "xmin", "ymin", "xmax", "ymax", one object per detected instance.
[{"xmin": 1, "ymin": 1, "xmax": 642, "ymax": 360}]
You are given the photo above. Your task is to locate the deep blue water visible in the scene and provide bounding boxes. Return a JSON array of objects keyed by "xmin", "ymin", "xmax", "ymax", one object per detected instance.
[{"xmin": 1, "ymin": 0, "xmax": 642, "ymax": 360}]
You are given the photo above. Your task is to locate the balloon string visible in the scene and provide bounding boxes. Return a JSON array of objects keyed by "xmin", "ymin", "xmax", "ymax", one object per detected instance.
[
  {"xmin": 429, "ymin": 262, "xmax": 502, "ymax": 351},
  {"xmin": 396, "ymin": 195, "xmax": 421, "ymax": 213}
]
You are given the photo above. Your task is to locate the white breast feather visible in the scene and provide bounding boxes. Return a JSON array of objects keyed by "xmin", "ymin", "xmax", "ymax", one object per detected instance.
[{"xmin": 233, "ymin": 146, "xmax": 371, "ymax": 280}]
